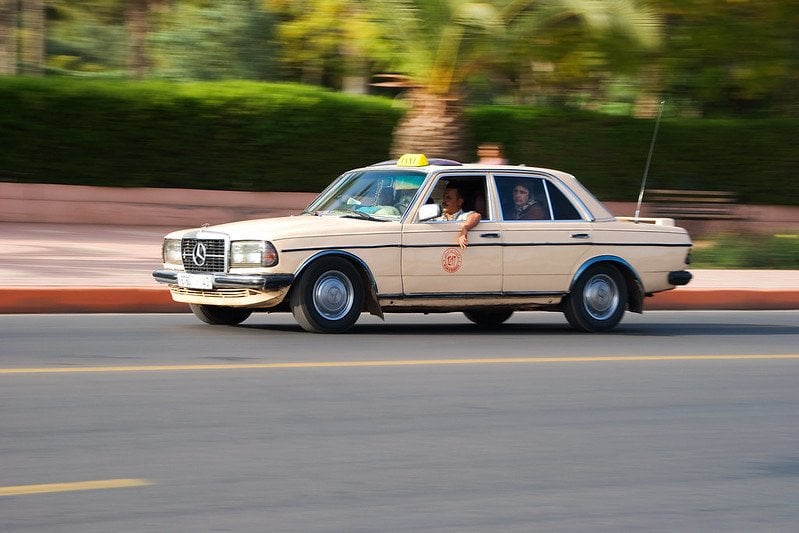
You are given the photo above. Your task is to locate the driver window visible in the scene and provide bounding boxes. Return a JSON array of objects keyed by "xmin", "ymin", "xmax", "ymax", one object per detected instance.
[{"xmin": 423, "ymin": 176, "xmax": 490, "ymax": 221}]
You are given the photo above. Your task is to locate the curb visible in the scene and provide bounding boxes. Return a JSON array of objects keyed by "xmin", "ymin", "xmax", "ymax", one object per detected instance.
[
  {"xmin": 646, "ymin": 289, "xmax": 799, "ymax": 311},
  {"xmin": 0, "ymin": 288, "xmax": 187, "ymax": 314},
  {"xmin": 1, "ymin": 287, "xmax": 797, "ymax": 314}
]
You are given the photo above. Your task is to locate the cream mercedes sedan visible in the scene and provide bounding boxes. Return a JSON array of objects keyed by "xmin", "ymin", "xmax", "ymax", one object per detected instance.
[{"xmin": 153, "ymin": 154, "xmax": 692, "ymax": 333}]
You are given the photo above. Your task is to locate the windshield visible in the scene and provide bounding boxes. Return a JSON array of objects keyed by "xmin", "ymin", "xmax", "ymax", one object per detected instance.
[{"xmin": 305, "ymin": 169, "xmax": 427, "ymax": 221}]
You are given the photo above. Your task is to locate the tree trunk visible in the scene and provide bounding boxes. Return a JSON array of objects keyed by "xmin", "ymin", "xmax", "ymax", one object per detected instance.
[
  {"xmin": 390, "ymin": 90, "xmax": 472, "ymax": 162},
  {"xmin": 125, "ymin": 0, "xmax": 151, "ymax": 78},
  {"xmin": 0, "ymin": 0, "xmax": 17, "ymax": 74},
  {"xmin": 20, "ymin": 0, "xmax": 44, "ymax": 75}
]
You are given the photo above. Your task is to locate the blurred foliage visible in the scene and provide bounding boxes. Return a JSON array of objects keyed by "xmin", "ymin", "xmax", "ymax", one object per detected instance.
[
  {"xmin": 26, "ymin": 0, "xmax": 796, "ymax": 117},
  {"xmin": 149, "ymin": 0, "xmax": 281, "ymax": 80},
  {"xmin": 299, "ymin": 0, "xmax": 662, "ymax": 97},
  {"xmin": 1, "ymin": 77, "xmax": 796, "ymax": 205},
  {"xmin": 691, "ymin": 235, "xmax": 799, "ymax": 269},
  {"xmin": 658, "ymin": 0, "xmax": 799, "ymax": 117},
  {"xmin": 262, "ymin": 0, "xmax": 380, "ymax": 88}
]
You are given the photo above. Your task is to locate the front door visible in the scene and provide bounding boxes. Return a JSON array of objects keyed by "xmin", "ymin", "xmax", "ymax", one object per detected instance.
[{"xmin": 401, "ymin": 174, "xmax": 502, "ymax": 295}]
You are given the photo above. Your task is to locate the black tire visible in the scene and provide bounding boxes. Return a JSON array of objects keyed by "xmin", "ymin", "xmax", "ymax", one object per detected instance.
[
  {"xmin": 189, "ymin": 304, "xmax": 252, "ymax": 326},
  {"xmin": 290, "ymin": 257, "xmax": 364, "ymax": 333},
  {"xmin": 464, "ymin": 309, "xmax": 514, "ymax": 328},
  {"xmin": 563, "ymin": 264, "xmax": 627, "ymax": 332}
]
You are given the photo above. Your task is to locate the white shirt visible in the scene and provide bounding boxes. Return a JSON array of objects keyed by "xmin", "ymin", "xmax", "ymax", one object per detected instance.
[{"xmin": 434, "ymin": 209, "xmax": 473, "ymax": 221}]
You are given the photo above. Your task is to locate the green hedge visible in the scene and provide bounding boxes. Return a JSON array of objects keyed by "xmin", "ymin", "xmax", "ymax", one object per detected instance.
[
  {"xmin": 0, "ymin": 78, "xmax": 402, "ymax": 192},
  {"xmin": 469, "ymin": 107, "xmax": 799, "ymax": 205},
  {"xmin": 1, "ymin": 78, "xmax": 797, "ymax": 204}
]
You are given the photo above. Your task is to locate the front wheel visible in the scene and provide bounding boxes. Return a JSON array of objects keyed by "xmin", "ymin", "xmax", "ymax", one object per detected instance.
[
  {"xmin": 189, "ymin": 304, "xmax": 252, "ymax": 326},
  {"xmin": 290, "ymin": 257, "xmax": 364, "ymax": 333},
  {"xmin": 464, "ymin": 309, "xmax": 514, "ymax": 328},
  {"xmin": 563, "ymin": 265, "xmax": 627, "ymax": 332}
]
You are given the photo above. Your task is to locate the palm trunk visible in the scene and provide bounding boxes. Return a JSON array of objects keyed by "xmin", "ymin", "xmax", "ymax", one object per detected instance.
[
  {"xmin": 20, "ymin": 0, "xmax": 44, "ymax": 75},
  {"xmin": 390, "ymin": 90, "xmax": 472, "ymax": 161},
  {"xmin": 0, "ymin": 0, "xmax": 17, "ymax": 74},
  {"xmin": 125, "ymin": 0, "xmax": 151, "ymax": 78}
]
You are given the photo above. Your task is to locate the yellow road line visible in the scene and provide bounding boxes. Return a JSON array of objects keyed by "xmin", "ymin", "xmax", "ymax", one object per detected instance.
[
  {"xmin": 0, "ymin": 478, "xmax": 153, "ymax": 497},
  {"xmin": 0, "ymin": 354, "xmax": 798, "ymax": 375}
]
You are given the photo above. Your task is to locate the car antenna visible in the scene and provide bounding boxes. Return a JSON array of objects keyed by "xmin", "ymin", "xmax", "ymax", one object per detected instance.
[{"xmin": 634, "ymin": 100, "xmax": 666, "ymax": 223}]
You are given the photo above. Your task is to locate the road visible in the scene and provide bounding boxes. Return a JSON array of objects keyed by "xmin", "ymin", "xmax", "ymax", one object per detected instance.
[{"xmin": 2, "ymin": 311, "xmax": 798, "ymax": 532}]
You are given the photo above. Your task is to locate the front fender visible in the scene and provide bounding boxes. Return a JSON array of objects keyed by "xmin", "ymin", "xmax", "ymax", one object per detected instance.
[{"xmin": 293, "ymin": 250, "xmax": 383, "ymax": 319}]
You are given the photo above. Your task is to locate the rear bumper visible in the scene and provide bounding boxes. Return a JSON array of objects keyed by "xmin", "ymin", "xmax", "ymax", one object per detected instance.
[{"xmin": 668, "ymin": 270, "xmax": 693, "ymax": 286}]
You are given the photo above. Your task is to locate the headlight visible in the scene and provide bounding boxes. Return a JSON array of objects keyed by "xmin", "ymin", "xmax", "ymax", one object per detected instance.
[
  {"xmin": 163, "ymin": 239, "xmax": 182, "ymax": 266},
  {"xmin": 231, "ymin": 241, "xmax": 278, "ymax": 267}
]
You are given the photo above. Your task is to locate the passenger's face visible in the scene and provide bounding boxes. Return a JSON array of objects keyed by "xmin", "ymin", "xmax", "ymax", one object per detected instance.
[
  {"xmin": 441, "ymin": 188, "xmax": 463, "ymax": 215},
  {"xmin": 513, "ymin": 185, "xmax": 529, "ymax": 206}
]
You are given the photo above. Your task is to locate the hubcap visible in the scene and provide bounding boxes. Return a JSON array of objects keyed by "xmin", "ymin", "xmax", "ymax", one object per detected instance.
[
  {"xmin": 312, "ymin": 270, "xmax": 354, "ymax": 321},
  {"xmin": 583, "ymin": 274, "xmax": 619, "ymax": 321}
]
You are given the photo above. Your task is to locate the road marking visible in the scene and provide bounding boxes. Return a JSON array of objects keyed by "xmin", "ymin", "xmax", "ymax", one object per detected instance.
[
  {"xmin": 0, "ymin": 354, "xmax": 798, "ymax": 375},
  {"xmin": 0, "ymin": 478, "xmax": 153, "ymax": 497}
]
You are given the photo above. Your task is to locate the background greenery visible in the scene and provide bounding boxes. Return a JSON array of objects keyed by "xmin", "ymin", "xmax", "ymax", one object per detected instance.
[
  {"xmin": 1, "ymin": 78, "xmax": 796, "ymax": 205},
  {"xmin": 2, "ymin": 1, "xmax": 795, "ymax": 268},
  {"xmin": 0, "ymin": 78, "xmax": 401, "ymax": 192},
  {"xmin": 691, "ymin": 235, "xmax": 799, "ymax": 269}
]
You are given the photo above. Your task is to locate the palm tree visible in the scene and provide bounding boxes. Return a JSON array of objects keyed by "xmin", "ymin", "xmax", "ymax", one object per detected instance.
[
  {"xmin": 20, "ymin": 0, "xmax": 45, "ymax": 75},
  {"xmin": 0, "ymin": 0, "xmax": 17, "ymax": 74},
  {"xmin": 365, "ymin": 0, "xmax": 662, "ymax": 160}
]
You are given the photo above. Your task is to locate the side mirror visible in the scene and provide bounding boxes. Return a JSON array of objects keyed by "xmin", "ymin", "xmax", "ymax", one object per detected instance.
[{"xmin": 417, "ymin": 203, "xmax": 441, "ymax": 221}]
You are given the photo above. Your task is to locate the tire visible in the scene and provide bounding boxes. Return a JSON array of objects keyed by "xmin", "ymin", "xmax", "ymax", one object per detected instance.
[
  {"xmin": 563, "ymin": 264, "xmax": 627, "ymax": 332},
  {"xmin": 189, "ymin": 304, "xmax": 252, "ymax": 326},
  {"xmin": 464, "ymin": 309, "xmax": 514, "ymax": 328},
  {"xmin": 290, "ymin": 257, "xmax": 365, "ymax": 333}
]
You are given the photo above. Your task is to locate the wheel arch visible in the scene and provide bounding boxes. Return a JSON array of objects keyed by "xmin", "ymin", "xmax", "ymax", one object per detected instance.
[
  {"xmin": 571, "ymin": 255, "xmax": 645, "ymax": 314},
  {"xmin": 292, "ymin": 250, "xmax": 383, "ymax": 319}
]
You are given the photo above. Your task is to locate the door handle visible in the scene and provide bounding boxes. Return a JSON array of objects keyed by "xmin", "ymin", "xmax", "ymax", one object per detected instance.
[
  {"xmin": 570, "ymin": 233, "xmax": 590, "ymax": 239},
  {"xmin": 480, "ymin": 233, "xmax": 501, "ymax": 238}
]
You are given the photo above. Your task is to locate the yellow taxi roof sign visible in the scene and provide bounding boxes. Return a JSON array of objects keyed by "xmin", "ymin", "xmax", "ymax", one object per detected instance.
[{"xmin": 397, "ymin": 154, "xmax": 429, "ymax": 167}]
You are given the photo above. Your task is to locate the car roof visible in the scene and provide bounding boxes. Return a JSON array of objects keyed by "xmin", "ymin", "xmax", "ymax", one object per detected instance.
[{"xmin": 360, "ymin": 158, "xmax": 614, "ymax": 220}]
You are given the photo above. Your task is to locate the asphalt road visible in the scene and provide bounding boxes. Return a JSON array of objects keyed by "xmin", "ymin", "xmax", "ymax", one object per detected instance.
[{"xmin": 2, "ymin": 311, "xmax": 798, "ymax": 532}]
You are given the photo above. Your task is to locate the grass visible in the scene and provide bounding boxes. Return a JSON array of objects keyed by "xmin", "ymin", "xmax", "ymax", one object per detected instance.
[{"xmin": 690, "ymin": 234, "xmax": 799, "ymax": 269}]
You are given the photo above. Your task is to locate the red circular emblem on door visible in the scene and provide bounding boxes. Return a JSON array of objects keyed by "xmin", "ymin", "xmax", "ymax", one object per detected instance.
[{"xmin": 441, "ymin": 247, "xmax": 463, "ymax": 273}]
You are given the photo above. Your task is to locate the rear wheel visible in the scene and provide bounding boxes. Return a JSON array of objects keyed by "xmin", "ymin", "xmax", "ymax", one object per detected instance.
[
  {"xmin": 564, "ymin": 265, "xmax": 627, "ymax": 332},
  {"xmin": 464, "ymin": 309, "xmax": 513, "ymax": 328},
  {"xmin": 189, "ymin": 304, "xmax": 252, "ymax": 326},
  {"xmin": 290, "ymin": 257, "xmax": 364, "ymax": 333}
]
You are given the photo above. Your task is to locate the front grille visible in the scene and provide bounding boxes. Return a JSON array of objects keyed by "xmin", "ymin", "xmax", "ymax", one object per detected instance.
[{"xmin": 182, "ymin": 238, "xmax": 227, "ymax": 273}]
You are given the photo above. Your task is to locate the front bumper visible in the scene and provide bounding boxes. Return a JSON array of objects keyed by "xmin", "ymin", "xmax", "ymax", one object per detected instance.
[{"xmin": 153, "ymin": 269, "xmax": 294, "ymax": 290}]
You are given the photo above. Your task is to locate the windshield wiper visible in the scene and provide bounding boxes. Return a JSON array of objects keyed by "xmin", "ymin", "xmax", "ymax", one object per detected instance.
[{"xmin": 340, "ymin": 210, "xmax": 389, "ymax": 222}]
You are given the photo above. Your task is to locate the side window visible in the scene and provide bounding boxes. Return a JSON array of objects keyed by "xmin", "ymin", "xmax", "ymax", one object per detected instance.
[
  {"xmin": 423, "ymin": 175, "xmax": 490, "ymax": 220},
  {"xmin": 496, "ymin": 176, "xmax": 551, "ymax": 221},
  {"xmin": 545, "ymin": 183, "xmax": 583, "ymax": 220}
]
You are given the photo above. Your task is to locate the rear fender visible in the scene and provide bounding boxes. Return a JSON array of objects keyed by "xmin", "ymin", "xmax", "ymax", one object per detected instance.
[{"xmin": 571, "ymin": 255, "xmax": 644, "ymax": 314}]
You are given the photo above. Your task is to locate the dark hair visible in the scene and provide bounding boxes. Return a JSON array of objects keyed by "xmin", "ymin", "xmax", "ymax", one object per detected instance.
[{"xmin": 444, "ymin": 183, "xmax": 464, "ymax": 199}]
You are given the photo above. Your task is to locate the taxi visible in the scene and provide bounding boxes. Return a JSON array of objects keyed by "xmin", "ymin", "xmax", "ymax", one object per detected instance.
[{"xmin": 153, "ymin": 154, "xmax": 692, "ymax": 332}]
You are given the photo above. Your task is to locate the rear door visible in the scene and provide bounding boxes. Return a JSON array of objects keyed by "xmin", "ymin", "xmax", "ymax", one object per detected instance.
[{"xmin": 495, "ymin": 174, "xmax": 593, "ymax": 293}]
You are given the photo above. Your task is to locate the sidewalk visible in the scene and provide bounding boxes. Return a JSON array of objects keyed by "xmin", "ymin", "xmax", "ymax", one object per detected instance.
[{"xmin": 1, "ymin": 222, "xmax": 797, "ymax": 314}]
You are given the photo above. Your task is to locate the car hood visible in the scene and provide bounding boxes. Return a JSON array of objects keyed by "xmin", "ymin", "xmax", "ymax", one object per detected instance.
[{"xmin": 164, "ymin": 214, "xmax": 399, "ymax": 242}]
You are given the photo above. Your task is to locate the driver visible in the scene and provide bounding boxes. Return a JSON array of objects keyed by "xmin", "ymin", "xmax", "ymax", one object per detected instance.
[{"xmin": 434, "ymin": 183, "xmax": 481, "ymax": 249}]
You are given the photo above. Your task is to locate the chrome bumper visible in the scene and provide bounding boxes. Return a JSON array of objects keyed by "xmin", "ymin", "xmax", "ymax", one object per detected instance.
[{"xmin": 152, "ymin": 269, "xmax": 294, "ymax": 290}]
